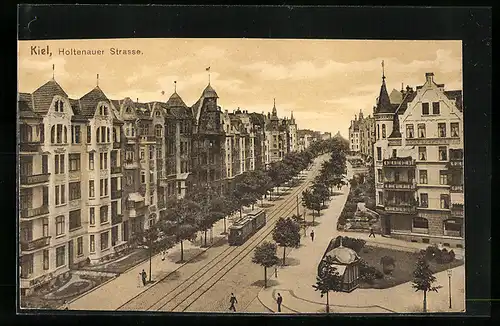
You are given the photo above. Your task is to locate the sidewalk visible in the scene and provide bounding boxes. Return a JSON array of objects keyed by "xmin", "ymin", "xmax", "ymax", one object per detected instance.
[{"xmin": 257, "ymin": 184, "xmax": 466, "ymax": 314}]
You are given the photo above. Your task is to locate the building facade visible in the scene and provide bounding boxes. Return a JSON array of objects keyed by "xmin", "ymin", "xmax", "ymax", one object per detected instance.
[
  {"xmin": 18, "ymin": 77, "xmax": 302, "ymax": 295},
  {"xmin": 373, "ymin": 72, "xmax": 464, "ymax": 248},
  {"xmin": 348, "ymin": 110, "xmax": 375, "ymax": 159}
]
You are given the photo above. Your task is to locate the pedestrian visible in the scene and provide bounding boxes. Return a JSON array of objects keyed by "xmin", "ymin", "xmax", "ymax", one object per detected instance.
[
  {"xmin": 141, "ymin": 269, "xmax": 147, "ymax": 286},
  {"xmin": 161, "ymin": 250, "xmax": 166, "ymax": 261},
  {"xmin": 229, "ymin": 293, "xmax": 238, "ymax": 312},
  {"xmin": 62, "ymin": 300, "xmax": 69, "ymax": 310},
  {"xmin": 274, "ymin": 266, "xmax": 278, "ymax": 278},
  {"xmin": 310, "ymin": 229, "xmax": 315, "ymax": 242},
  {"xmin": 138, "ymin": 272, "xmax": 143, "ymax": 287},
  {"xmin": 369, "ymin": 226, "xmax": 376, "ymax": 238},
  {"xmin": 276, "ymin": 293, "xmax": 283, "ymax": 312}
]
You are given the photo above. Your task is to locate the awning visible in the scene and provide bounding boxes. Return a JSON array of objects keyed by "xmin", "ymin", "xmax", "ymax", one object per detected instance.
[
  {"xmin": 128, "ymin": 192, "xmax": 144, "ymax": 202},
  {"xmin": 331, "ymin": 264, "xmax": 347, "ymax": 276}
]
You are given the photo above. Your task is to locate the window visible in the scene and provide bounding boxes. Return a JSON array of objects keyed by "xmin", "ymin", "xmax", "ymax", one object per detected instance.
[
  {"xmin": 126, "ymin": 150, "xmax": 134, "ymax": 162},
  {"xmin": 126, "ymin": 175, "xmax": 133, "ymax": 186},
  {"xmin": 54, "ymin": 154, "xmax": 65, "ymax": 174},
  {"xmin": 56, "ymin": 245, "xmax": 65, "ymax": 267},
  {"xmin": 89, "ymin": 152, "xmax": 95, "ymax": 170},
  {"xmin": 418, "ymin": 147, "xmax": 427, "ymax": 161},
  {"xmin": 451, "ymin": 123, "xmax": 460, "ymax": 137},
  {"xmin": 69, "ymin": 182, "xmax": 81, "ymax": 200},
  {"xmin": 140, "ymin": 150, "xmax": 145, "ymax": 160},
  {"xmin": 155, "ymin": 125, "xmax": 162, "ymax": 137},
  {"xmin": 439, "ymin": 146, "xmax": 448, "ymax": 161},
  {"xmin": 378, "ymin": 191, "xmax": 384, "ymax": 205},
  {"xmin": 90, "ymin": 235, "xmax": 95, "ymax": 253},
  {"xmin": 438, "ymin": 123, "xmax": 446, "ymax": 138},
  {"xmin": 100, "ymin": 231, "xmax": 109, "ymax": 250},
  {"xmin": 440, "ymin": 171, "xmax": 449, "ymax": 185},
  {"xmin": 56, "ymin": 215, "xmax": 65, "ymax": 236},
  {"xmin": 100, "ymin": 153, "xmax": 108, "ymax": 169},
  {"xmin": 422, "ymin": 103, "xmax": 429, "ymax": 115},
  {"xmin": 82, "ymin": 179, "xmax": 92, "ymax": 199},
  {"xmin": 149, "ymin": 147, "xmax": 154, "ymax": 160},
  {"xmin": 112, "ymin": 226, "xmax": 118, "ymax": 246},
  {"xmin": 376, "ymin": 147, "xmax": 382, "ymax": 161},
  {"xmin": 178, "ymin": 181, "xmax": 182, "ymax": 195},
  {"xmin": 141, "ymin": 171, "xmax": 146, "ymax": 184},
  {"xmin": 419, "ymin": 170, "xmax": 428, "ymax": 184},
  {"xmin": 413, "ymin": 217, "xmax": 429, "ymax": 229},
  {"xmin": 43, "ymin": 249, "xmax": 49, "ymax": 270},
  {"xmin": 89, "ymin": 207, "xmax": 95, "ymax": 225},
  {"xmin": 394, "ymin": 171, "xmax": 400, "ymax": 182},
  {"xmin": 440, "ymin": 194, "xmax": 450, "ymax": 209},
  {"xmin": 69, "ymin": 210, "xmax": 81, "ymax": 230},
  {"xmin": 417, "ymin": 124, "xmax": 426, "ymax": 138},
  {"xmin": 432, "ymin": 102, "xmax": 440, "ymax": 114},
  {"xmin": 377, "ymin": 125, "xmax": 380, "ymax": 140},
  {"xmin": 100, "ymin": 205, "xmax": 109, "ymax": 224},
  {"xmin": 113, "ymin": 127, "xmax": 118, "ymax": 143},
  {"xmin": 69, "ymin": 154, "xmax": 81, "ymax": 171},
  {"xmin": 420, "ymin": 193, "xmax": 429, "ymax": 208},
  {"xmin": 42, "ymin": 218, "xmax": 49, "ymax": 237},
  {"xmin": 87, "ymin": 126, "xmax": 92, "ymax": 143},
  {"xmin": 77, "ymin": 237, "xmax": 83, "ymax": 256},
  {"xmin": 71, "ymin": 125, "xmax": 81, "ymax": 144},
  {"xmin": 392, "ymin": 149, "xmax": 397, "ymax": 158},
  {"xmin": 382, "ymin": 124, "xmax": 386, "ymax": 138},
  {"xmin": 406, "ymin": 124, "xmax": 414, "ymax": 138},
  {"xmin": 377, "ymin": 169, "xmax": 383, "ymax": 183},
  {"xmin": 156, "ymin": 147, "xmax": 162, "ymax": 160},
  {"xmin": 55, "ymin": 184, "xmax": 66, "ymax": 205},
  {"xmin": 100, "ymin": 178, "xmax": 109, "ymax": 197}
]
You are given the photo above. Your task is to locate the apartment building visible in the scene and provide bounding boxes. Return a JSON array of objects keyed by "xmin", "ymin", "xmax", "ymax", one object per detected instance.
[
  {"xmin": 373, "ymin": 72, "xmax": 464, "ymax": 248},
  {"xmin": 348, "ymin": 110, "xmax": 376, "ymax": 159}
]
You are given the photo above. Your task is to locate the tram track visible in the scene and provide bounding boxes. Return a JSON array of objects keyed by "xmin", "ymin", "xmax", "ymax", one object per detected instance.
[{"xmin": 117, "ymin": 155, "xmax": 326, "ymax": 312}]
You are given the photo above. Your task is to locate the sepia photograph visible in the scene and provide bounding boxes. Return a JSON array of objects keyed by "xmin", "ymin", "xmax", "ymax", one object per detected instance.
[{"xmin": 17, "ymin": 37, "xmax": 465, "ymax": 314}]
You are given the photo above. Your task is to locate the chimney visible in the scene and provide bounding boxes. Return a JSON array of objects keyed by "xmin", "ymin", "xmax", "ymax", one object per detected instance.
[{"xmin": 425, "ymin": 72, "xmax": 434, "ymax": 84}]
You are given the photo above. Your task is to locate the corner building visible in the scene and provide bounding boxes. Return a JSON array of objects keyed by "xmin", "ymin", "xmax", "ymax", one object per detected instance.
[{"xmin": 373, "ymin": 72, "xmax": 464, "ymax": 248}]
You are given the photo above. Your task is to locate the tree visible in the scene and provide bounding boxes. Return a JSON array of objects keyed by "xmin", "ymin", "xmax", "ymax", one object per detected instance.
[
  {"xmin": 412, "ymin": 256, "xmax": 442, "ymax": 312},
  {"xmin": 272, "ymin": 217, "xmax": 301, "ymax": 265},
  {"xmin": 380, "ymin": 255, "xmax": 396, "ymax": 275},
  {"xmin": 312, "ymin": 182, "xmax": 330, "ymax": 207},
  {"xmin": 313, "ymin": 255, "xmax": 343, "ymax": 313},
  {"xmin": 302, "ymin": 188, "xmax": 322, "ymax": 225},
  {"xmin": 252, "ymin": 241, "xmax": 280, "ymax": 288},
  {"xmin": 161, "ymin": 198, "xmax": 200, "ymax": 263}
]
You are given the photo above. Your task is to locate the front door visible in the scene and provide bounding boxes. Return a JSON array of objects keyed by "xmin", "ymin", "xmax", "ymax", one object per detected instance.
[
  {"xmin": 68, "ymin": 240, "xmax": 74, "ymax": 268},
  {"xmin": 382, "ymin": 215, "xmax": 391, "ymax": 236}
]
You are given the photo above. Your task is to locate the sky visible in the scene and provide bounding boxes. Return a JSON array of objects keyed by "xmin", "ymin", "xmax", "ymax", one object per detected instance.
[{"xmin": 18, "ymin": 39, "xmax": 462, "ymax": 137}]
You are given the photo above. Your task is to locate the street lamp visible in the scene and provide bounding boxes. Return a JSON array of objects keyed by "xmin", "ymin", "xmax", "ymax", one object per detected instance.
[{"xmin": 447, "ymin": 269, "xmax": 452, "ymax": 309}]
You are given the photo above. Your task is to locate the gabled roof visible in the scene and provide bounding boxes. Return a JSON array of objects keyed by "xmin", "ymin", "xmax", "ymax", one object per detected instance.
[
  {"xmin": 444, "ymin": 90, "xmax": 463, "ymax": 112},
  {"xmin": 32, "ymin": 79, "xmax": 68, "ymax": 112},
  {"xmin": 395, "ymin": 91, "xmax": 417, "ymax": 115},
  {"xmin": 202, "ymin": 84, "xmax": 218, "ymax": 98},
  {"xmin": 166, "ymin": 92, "xmax": 188, "ymax": 108},
  {"xmin": 78, "ymin": 86, "xmax": 109, "ymax": 117}
]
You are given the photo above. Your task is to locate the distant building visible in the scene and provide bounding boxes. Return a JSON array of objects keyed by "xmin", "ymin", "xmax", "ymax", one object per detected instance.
[
  {"xmin": 373, "ymin": 71, "xmax": 464, "ymax": 248},
  {"xmin": 348, "ymin": 110, "xmax": 375, "ymax": 159}
]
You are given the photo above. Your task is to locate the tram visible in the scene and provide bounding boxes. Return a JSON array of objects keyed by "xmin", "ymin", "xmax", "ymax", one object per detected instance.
[{"xmin": 228, "ymin": 209, "xmax": 266, "ymax": 246}]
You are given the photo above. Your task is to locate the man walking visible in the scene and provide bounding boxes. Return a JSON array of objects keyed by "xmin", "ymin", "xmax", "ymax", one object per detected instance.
[
  {"xmin": 276, "ymin": 293, "xmax": 283, "ymax": 312},
  {"xmin": 161, "ymin": 250, "xmax": 166, "ymax": 261},
  {"xmin": 369, "ymin": 226, "xmax": 376, "ymax": 238},
  {"xmin": 141, "ymin": 269, "xmax": 147, "ymax": 286},
  {"xmin": 310, "ymin": 229, "xmax": 315, "ymax": 242},
  {"xmin": 274, "ymin": 265, "xmax": 278, "ymax": 278},
  {"xmin": 229, "ymin": 293, "xmax": 238, "ymax": 312}
]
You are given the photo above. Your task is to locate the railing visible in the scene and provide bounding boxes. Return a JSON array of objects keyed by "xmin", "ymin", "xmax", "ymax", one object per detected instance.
[
  {"xmin": 384, "ymin": 204, "xmax": 417, "ymax": 214},
  {"xmin": 449, "ymin": 160, "xmax": 463, "ymax": 168},
  {"xmin": 111, "ymin": 189, "xmax": 122, "ymax": 200},
  {"xmin": 383, "ymin": 181, "xmax": 416, "ymax": 190},
  {"xmin": 388, "ymin": 138, "xmax": 402, "ymax": 146},
  {"xmin": 111, "ymin": 214, "xmax": 123, "ymax": 225},
  {"xmin": 451, "ymin": 205, "xmax": 464, "ymax": 218},
  {"xmin": 20, "ymin": 205, "xmax": 49, "ymax": 219},
  {"xmin": 406, "ymin": 137, "xmax": 461, "ymax": 146},
  {"xmin": 20, "ymin": 142, "xmax": 41, "ymax": 153},
  {"xmin": 111, "ymin": 166, "xmax": 122, "ymax": 174},
  {"xmin": 412, "ymin": 227, "xmax": 429, "ymax": 234},
  {"xmin": 20, "ymin": 173, "xmax": 50, "ymax": 185},
  {"xmin": 383, "ymin": 158, "xmax": 416, "ymax": 167},
  {"xmin": 20, "ymin": 236, "xmax": 51, "ymax": 251},
  {"xmin": 450, "ymin": 185, "xmax": 464, "ymax": 192},
  {"xmin": 140, "ymin": 135, "xmax": 156, "ymax": 143}
]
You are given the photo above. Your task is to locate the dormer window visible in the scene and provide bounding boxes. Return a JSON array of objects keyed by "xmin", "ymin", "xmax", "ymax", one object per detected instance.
[
  {"xmin": 54, "ymin": 99, "xmax": 65, "ymax": 113},
  {"xmin": 155, "ymin": 111, "xmax": 161, "ymax": 117},
  {"xmin": 126, "ymin": 107, "xmax": 132, "ymax": 114},
  {"xmin": 99, "ymin": 105, "xmax": 108, "ymax": 116}
]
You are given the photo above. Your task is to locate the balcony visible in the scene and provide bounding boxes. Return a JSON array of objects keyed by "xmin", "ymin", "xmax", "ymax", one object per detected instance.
[
  {"xmin": 405, "ymin": 137, "xmax": 461, "ymax": 146},
  {"xmin": 451, "ymin": 204, "xmax": 464, "ymax": 218},
  {"xmin": 140, "ymin": 136, "xmax": 156, "ymax": 143},
  {"xmin": 450, "ymin": 185, "xmax": 464, "ymax": 193},
  {"xmin": 383, "ymin": 181, "xmax": 416, "ymax": 191},
  {"xmin": 383, "ymin": 157, "xmax": 416, "ymax": 168},
  {"xmin": 20, "ymin": 205, "xmax": 49, "ymax": 219},
  {"xmin": 20, "ymin": 236, "xmax": 51, "ymax": 252},
  {"xmin": 111, "ymin": 214, "xmax": 123, "ymax": 225},
  {"xmin": 388, "ymin": 138, "xmax": 402, "ymax": 146},
  {"xmin": 384, "ymin": 204, "xmax": 417, "ymax": 214},
  {"xmin": 124, "ymin": 160, "xmax": 139, "ymax": 169},
  {"xmin": 20, "ymin": 173, "xmax": 50, "ymax": 186},
  {"xmin": 449, "ymin": 160, "xmax": 463, "ymax": 168},
  {"xmin": 111, "ymin": 189, "xmax": 122, "ymax": 200},
  {"xmin": 20, "ymin": 142, "xmax": 42, "ymax": 153},
  {"xmin": 113, "ymin": 142, "xmax": 121, "ymax": 149},
  {"xmin": 111, "ymin": 166, "xmax": 122, "ymax": 174}
]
